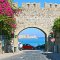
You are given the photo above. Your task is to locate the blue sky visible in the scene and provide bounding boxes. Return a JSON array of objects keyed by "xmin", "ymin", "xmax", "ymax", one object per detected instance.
[
  {"xmin": 19, "ymin": 28, "xmax": 45, "ymax": 37},
  {"xmin": 18, "ymin": 28, "xmax": 45, "ymax": 46},
  {"xmin": 13, "ymin": 0, "xmax": 60, "ymax": 8}
]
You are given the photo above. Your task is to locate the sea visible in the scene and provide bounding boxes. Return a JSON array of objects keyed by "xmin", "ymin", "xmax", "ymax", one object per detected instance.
[{"xmin": 18, "ymin": 37, "xmax": 45, "ymax": 47}]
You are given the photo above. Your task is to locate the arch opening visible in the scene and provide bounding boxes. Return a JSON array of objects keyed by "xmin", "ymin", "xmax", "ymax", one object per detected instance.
[{"xmin": 18, "ymin": 27, "xmax": 47, "ymax": 51}]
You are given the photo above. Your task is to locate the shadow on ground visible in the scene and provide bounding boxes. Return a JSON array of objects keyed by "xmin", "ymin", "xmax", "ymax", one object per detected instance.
[{"xmin": 43, "ymin": 53, "xmax": 60, "ymax": 60}]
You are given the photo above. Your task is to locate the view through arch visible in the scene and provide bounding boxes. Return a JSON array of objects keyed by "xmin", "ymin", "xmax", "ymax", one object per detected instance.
[{"xmin": 18, "ymin": 27, "xmax": 46, "ymax": 50}]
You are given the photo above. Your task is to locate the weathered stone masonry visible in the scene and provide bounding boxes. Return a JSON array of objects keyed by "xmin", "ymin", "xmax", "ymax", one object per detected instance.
[{"xmin": 14, "ymin": 3, "xmax": 60, "ymax": 51}]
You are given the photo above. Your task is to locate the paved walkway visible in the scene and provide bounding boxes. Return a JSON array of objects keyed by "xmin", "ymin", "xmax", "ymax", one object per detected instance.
[
  {"xmin": 0, "ymin": 51, "xmax": 23, "ymax": 60},
  {"xmin": 1, "ymin": 50, "xmax": 49, "ymax": 60},
  {"xmin": 0, "ymin": 50, "xmax": 60, "ymax": 60}
]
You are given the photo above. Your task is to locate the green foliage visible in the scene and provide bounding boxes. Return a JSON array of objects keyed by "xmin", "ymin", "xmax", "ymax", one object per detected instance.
[
  {"xmin": 53, "ymin": 17, "xmax": 60, "ymax": 32},
  {"xmin": 0, "ymin": 15, "xmax": 11, "ymax": 32},
  {"xmin": 0, "ymin": 15, "xmax": 16, "ymax": 41}
]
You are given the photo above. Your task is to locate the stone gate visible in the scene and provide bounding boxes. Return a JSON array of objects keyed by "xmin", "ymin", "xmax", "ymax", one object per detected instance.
[{"xmin": 14, "ymin": 3, "xmax": 60, "ymax": 51}]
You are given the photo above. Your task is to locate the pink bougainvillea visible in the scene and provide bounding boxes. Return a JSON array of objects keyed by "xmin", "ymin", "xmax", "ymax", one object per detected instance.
[
  {"xmin": 10, "ymin": 24, "xmax": 16, "ymax": 28},
  {"xmin": 0, "ymin": 0, "xmax": 14, "ymax": 16},
  {"xmin": 5, "ymin": 17, "xmax": 16, "ymax": 28},
  {"xmin": 0, "ymin": 0, "xmax": 16, "ymax": 28},
  {"xmin": 0, "ymin": 0, "xmax": 4, "ymax": 3}
]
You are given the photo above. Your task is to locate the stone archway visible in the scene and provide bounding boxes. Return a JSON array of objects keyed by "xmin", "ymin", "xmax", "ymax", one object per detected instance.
[
  {"xmin": 13, "ymin": 2, "xmax": 60, "ymax": 51},
  {"xmin": 15, "ymin": 27, "xmax": 48, "ymax": 51}
]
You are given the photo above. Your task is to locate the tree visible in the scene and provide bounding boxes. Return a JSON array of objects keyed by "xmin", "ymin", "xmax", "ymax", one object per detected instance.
[
  {"xmin": 52, "ymin": 17, "xmax": 60, "ymax": 38},
  {"xmin": 0, "ymin": 0, "xmax": 16, "ymax": 34},
  {"xmin": 0, "ymin": 0, "xmax": 16, "ymax": 35},
  {"xmin": 53, "ymin": 17, "xmax": 60, "ymax": 32},
  {"xmin": 0, "ymin": 0, "xmax": 16, "ymax": 52},
  {"xmin": 0, "ymin": 15, "xmax": 16, "ymax": 35},
  {"xmin": 52, "ymin": 18, "xmax": 60, "ymax": 53}
]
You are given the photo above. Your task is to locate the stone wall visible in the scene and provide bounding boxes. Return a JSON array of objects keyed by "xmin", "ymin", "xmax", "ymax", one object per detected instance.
[
  {"xmin": 14, "ymin": 3, "xmax": 60, "ymax": 51},
  {"xmin": 14, "ymin": 3, "xmax": 60, "ymax": 35}
]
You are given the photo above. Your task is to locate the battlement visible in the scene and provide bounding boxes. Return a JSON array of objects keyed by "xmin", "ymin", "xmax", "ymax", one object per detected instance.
[
  {"xmin": 22, "ymin": 3, "xmax": 40, "ymax": 9},
  {"xmin": 22, "ymin": 2, "xmax": 60, "ymax": 9},
  {"xmin": 44, "ymin": 3, "xmax": 60, "ymax": 8}
]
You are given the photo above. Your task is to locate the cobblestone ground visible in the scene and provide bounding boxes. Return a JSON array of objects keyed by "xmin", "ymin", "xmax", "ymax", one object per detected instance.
[{"xmin": 1, "ymin": 50, "xmax": 50, "ymax": 60}]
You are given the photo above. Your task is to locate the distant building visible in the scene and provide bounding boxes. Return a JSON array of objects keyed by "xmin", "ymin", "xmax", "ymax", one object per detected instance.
[{"xmin": 18, "ymin": 35, "xmax": 38, "ymax": 39}]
